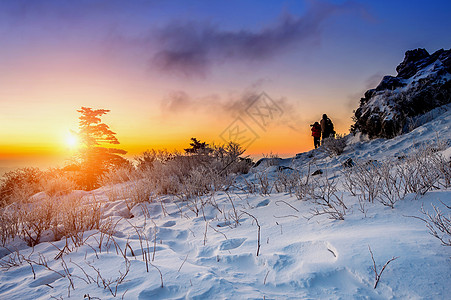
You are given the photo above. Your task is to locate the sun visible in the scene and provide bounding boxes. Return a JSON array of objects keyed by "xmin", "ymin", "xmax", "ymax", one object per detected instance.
[{"xmin": 65, "ymin": 132, "xmax": 79, "ymax": 149}]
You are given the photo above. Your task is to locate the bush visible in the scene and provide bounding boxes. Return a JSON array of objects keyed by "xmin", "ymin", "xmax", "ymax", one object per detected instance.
[
  {"xmin": 0, "ymin": 207, "xmax": 20, "ymax": 246},
  {"xmin": 99, "ymin": 166, "xmax": 135, "ymax": 186},
  {"xmin": 321, "ymin": 134, "xmax": 347, "ymax": 156},
  {"xmin": 127, "ymin": 142, "xmax": 251, "ymax": 198},
  {"xmin": 56, "ymin": 195, "xmax": 102, "ymax": 245},
  {"xmin": 0, "ymin": 168, "xmax": 43, "ymax": 206},
  {"xmin": 19, "ymin": 195, "xmax": 56, "ymax": 246},
  {"xmin": 39, "ymin": 169, "xmax": 77, "ymax": 197}
]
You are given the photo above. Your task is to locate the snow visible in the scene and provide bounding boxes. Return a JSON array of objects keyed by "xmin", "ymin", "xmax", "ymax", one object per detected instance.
[{"xmin": 1, "ymin": 111, "xmax": 451, "ymax": 299}]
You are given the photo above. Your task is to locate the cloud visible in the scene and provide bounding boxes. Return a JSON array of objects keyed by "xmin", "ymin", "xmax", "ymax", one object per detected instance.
[
  {"xmin": 160, "ymin": 80, "xmax": 270, "ymax": 116},
  {"xmin": 161, "ymin": 91, "xmax": 194, "ymax": 113},
  {"xmin": 346, "ymin": 72, "xmax": 385, "ymax": 110},
  {"xmin": 364, "ymin": 72, "xmax": 384, "ymax": 89},
  {"xmin": 151, "ymin": 1, "xmax": 367, "ymax": 77},
  {"xmin": 160, "ymin": 83, "xmax": 305, "ymax": 132}
]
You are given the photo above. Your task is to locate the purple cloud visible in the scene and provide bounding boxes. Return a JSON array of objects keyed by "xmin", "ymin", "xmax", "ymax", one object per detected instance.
[{"xmin": 152, "ymin": 1, "xmax": 367, "ymax": 77}]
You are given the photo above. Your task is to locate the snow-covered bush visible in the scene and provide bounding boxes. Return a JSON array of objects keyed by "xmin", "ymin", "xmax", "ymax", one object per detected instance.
[
  {"xmin": 375, "ymin": 162, "xmax": 408, "ymax": 208},
  {"xmin": 255, "ymin": 170, "xmax": 272, "ymax": 196},
  {"xmin": 398, "ymin": 143, "xmax": 448, "ymax": 198},
  {"xmin": 99, "ymin": 166, "xmax": 135, "ymax": 186},
  {"xmin": 419, "ymin": 202, "xmax": 450, "ymax": 247},
  {"xmin": 347, "ymin": 160, "xmax": 382, "ymax": 204},
  {"xmin": 40, "ymin": 172, "xmax": 77, "ymax": 197},
  {"xmin": 274, "ymin": 170, "xmax": 302, "ymax": 195},
  {"xmin": 19, "ymin": 196, "xmax": 56, "ymax": 246},
  {"xmin": 0, "ymin": 168, "xmax": 43, "ymax": 206},
  {"xmin": 308, "ymin": 173, "xmax": 348, "ymax": 220},
  {"xmin": 55, "ymin": 195, "xmax": 102, "ymax": 245},
  {"xmin": 321, "ymin": 134, "xmax": 347, "ymax": 156},
  {"xmin": 127, "ymin": 142, "xmax": 251, "ymax": 199},
  {"xmin": 0, "ymin": 208, "xmax": 20, "ymax": 247},
  {"xmin": 343, "ymin": 141, "xmax": 449, "ymax": 210},
  {"xmin": 210, "ymin": 142, "xmax": 252, "ymax": 175}
]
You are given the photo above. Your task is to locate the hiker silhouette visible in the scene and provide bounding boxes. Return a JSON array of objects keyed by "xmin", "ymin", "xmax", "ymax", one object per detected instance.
[
  {"xmin": 320, "ymin": 114, "xmax": 335, "ymax": 141},
  {"xmin": 310, "ymin": 121, "xmax": 321, "ymax": 149}
]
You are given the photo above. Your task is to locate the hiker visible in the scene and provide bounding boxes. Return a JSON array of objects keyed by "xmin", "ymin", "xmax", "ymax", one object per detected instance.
[
  {"xmin": 310, "ymin": 122, "xmax": 321, "ymax": 149},
  {"xmin": 320, "ymin": 114, "xmax": 335, "ymax": 141}
]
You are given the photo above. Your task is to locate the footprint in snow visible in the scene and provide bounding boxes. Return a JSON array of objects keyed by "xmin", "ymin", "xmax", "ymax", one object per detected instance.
[
  {"xmin": 161, "ymin": 220, "xmax": 176, "ymax": 227},
  {"xmin": 220, "ymin": 238, "xmax": 246, "ymax": 251},
  {"xmin": 282, "ymin": 240, "xmax": 338, "ymax": 263},
  {"xmin": 138, "ymin": 285, "xmax": 182, "ymax": 299},
  {"xmin": 256, "ymin": 199, "xmax": 270, "ymax": 207}
]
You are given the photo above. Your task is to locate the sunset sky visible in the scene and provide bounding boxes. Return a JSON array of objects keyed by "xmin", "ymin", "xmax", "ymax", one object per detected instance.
[{"xmin": 1, "ymin": 0, "xmax": 450, "ymax": 172}]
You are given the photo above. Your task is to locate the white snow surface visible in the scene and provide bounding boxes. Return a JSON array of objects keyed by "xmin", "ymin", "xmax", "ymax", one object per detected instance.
[{"xmin": 1, "ymin": 110, "xmax": 451, "ymax": 299}]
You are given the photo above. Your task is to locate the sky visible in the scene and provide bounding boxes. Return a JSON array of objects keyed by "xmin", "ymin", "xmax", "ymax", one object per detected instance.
[{"xmin": 1, "ymin": 0, "xmax": 450, "ymax": 171}]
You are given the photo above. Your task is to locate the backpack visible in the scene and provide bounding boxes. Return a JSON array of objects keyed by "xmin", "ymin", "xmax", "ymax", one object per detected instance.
[{"xmin": 326, "ymin": 118, "xmax": 335, "ymax": 135}]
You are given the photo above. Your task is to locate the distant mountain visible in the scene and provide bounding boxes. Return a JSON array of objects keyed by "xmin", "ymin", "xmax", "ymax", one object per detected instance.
[{"xmin": 352, "ymin": 48, "xmax": 451, "ymax": 138}]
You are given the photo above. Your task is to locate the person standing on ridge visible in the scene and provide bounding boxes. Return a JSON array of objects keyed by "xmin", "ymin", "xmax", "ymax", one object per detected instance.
[
  {"xmin": 311, "ymin": 121, "xmax": 321, "ymax": 149},
  {"xmin": 320, "ymin": 114, "xmax": 335, "ymax": 142}
]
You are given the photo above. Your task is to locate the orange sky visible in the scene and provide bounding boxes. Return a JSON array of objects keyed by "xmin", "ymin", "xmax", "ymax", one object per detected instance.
[{"xmin": 1, "ymin": 0, "xmax": 450, "ymax": 172}]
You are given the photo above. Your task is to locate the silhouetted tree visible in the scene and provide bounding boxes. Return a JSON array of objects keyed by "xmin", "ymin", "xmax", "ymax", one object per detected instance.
[
  {"xmin": 76, "ymin": 107, "xmax": 128, "ymax": 190},
  {"xmin": 184, "ymin": 138, "xmax": 211, "ymax": 155}
]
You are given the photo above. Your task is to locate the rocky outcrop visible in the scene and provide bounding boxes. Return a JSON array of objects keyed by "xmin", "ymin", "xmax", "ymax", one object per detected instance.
[{"xmin": 352, "ymin": 48, "xmax": 451, "ymax": 138}]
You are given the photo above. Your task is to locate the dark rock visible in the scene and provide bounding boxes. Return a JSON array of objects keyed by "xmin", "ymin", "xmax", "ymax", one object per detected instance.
[
  {"xmin": 375, "ymin": 76, "xmax": 406, "ymax": 91},
  {"xmin": 396, "ymin": 48, "xmax": 430, "ymax": 79},
  {"xmin": 352, "ymin": 48, "xmax": 451, "ymax": 139},
  {"xmin": 278, "ymin": 166, "xmax": 294, "ymax": 172},
  {"xmin": 253, "ymin": 159, "xmax": 263, "ymax": 167},
  {"xmin": 312, "ymin": 169, "xmax": 323, "ymax": 176},
  {"xmin": 342, "ymin": 158, "xmax": 354, "ymax": 168},
  {"xmin": 364, "ymin": 89, "xmax": 376, "ymax": 100},
  {"xmin": 365, "ymin": 160, "xmax": 378, "ymax": 167}
]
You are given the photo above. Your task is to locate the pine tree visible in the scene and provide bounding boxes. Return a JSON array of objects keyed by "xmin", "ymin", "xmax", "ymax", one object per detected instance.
[
  {"xmin": 184, "ymin": 137, "xmax": 211, "ymax": 154},
  {"xmin": 76, "ymin": 107, "xmax": 127, "ymax": 190}
]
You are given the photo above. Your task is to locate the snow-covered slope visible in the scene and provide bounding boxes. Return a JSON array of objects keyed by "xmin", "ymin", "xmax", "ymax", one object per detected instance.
[{"xmin": 0, "ymin": 109, "xmax": 450, "ymax": 299}]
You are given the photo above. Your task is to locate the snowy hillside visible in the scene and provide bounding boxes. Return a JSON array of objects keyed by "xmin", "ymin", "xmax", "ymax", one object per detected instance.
[{"xmin": 0, "ymin": 109, "xmax": 450, "ymax": 299}]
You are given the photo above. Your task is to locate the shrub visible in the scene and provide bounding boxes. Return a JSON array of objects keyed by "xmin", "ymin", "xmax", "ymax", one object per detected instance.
[
  {"xmin": 56, "ymin": 195, "xmax": 102, "ymax": 245},
  {"xmin": 39, "ymin": 170, "xmax": 77, "ymax": 197},
  {"xmin": 418, "ymin": 202, "xmax": 450, "ymax": 247},
  {"xmin": 375, "ymin": 162, "xmax": 407, "ymax": 208},
  {"xmin": 127, "ymin": 142, "xmax": 251, "ymax": 198},
  {"xmin": 135, "ymin": 149, "xmax": 157, "ymax": 171},
  {"xmin": 321, "ymin": 134, "xmax": 347, "ymax": 156},
  {"xmin": 19, "ymin": 195, "xmax": 56, "ymax": 246},
  {"xmin": 347, "ymin": 160, "xmax": 382, "ymax": 204},
  {"xmin": 99, "ymin": 166, "xmax": 135, "ymax": 186},
  {"xmin": 274, "ymin": 169, "xmax": 302, "ymax": 195},
  {"xmin": 0, "ymin": 168, "xmax": 43, "ymax": 206},
  {"xmin": 398, "ymin": 142, "xmax": 448, "ymax": 198},
  {"xmin": 307, "ymin": 173, "xmax": 347, "ymax": 220},
  {"xmin": 0, "ymin": 207, "xmax": 20, "ymax": 246}
]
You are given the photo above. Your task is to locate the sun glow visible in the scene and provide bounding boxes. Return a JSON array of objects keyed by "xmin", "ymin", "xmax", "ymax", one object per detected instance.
[{"xmin": 65, "ymin": 132, "xmax": 79, "ymax": 149}]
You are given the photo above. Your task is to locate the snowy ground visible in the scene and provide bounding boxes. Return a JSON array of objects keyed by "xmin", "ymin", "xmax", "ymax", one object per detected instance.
[{"xmin": 1, "ymin": 109, "xmax": 450, "ymax": 299}]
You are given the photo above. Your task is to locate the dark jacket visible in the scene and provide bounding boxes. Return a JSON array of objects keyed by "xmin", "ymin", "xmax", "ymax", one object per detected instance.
[{"xmin": 321, "ymin": 116, "xmax": 334, "ymax": 138}]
